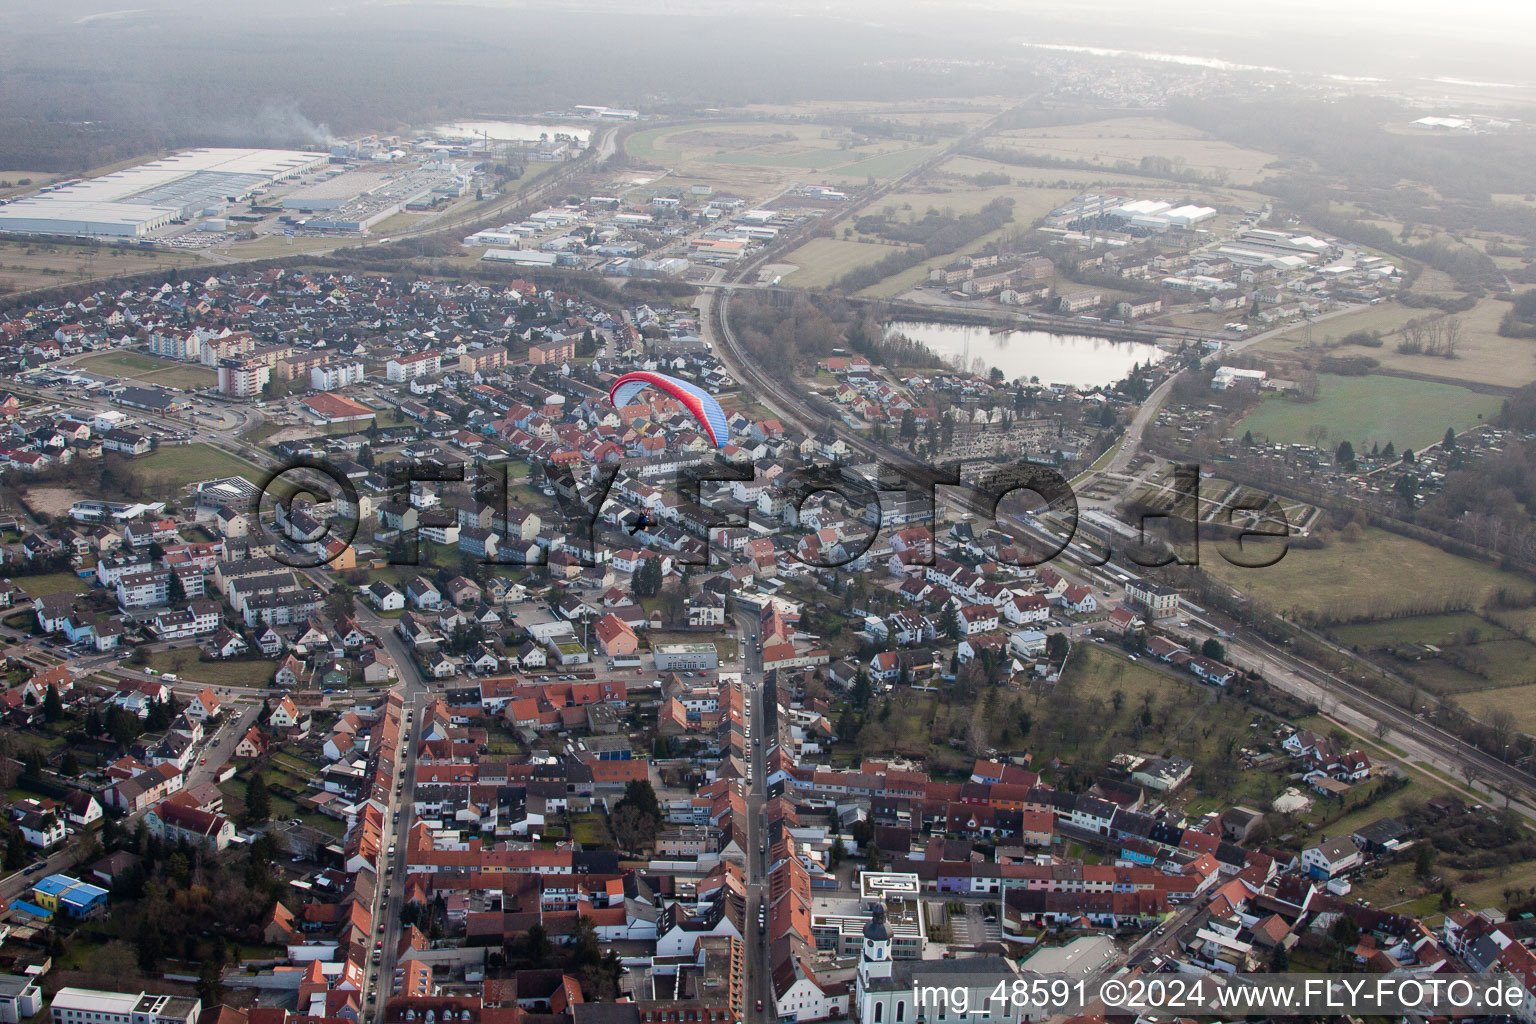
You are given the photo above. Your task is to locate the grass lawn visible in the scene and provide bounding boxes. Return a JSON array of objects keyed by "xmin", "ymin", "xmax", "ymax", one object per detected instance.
[
  {"xmin": 302, "ymin": 813, "xmax": 346, "ymax": 838},
  {"xmin": 272, "ymin": 751, "xmax": 323, "ymax": 776},
  {"xmin": 780, "ymin": 238, "xmax": 913, "ymax": 289},
  {"xmin": 14, "ymin": 571, "xmax": 91, "ymax": 598},
  {"xmin": 241, "ymin": 422, "xmax": 284, "ymax": 445},
  {"xmin": 1332, "ymin": 612, "xmax": 1492, "ymax": 648},
  {"xmin": 143, "ymin": 647, "xmax": 275, "ymax": 687},
  {"xmin": 1200, "ymin": 526, "xmax": 1534, "ymax": 620},
  {"xmin": 570, "ymin": 811, "xmax": 613, "ymax": 846},
  {"xmin": 1234, "ymin": 374, "xmax": 1502, "ymax": 451},
  {"xmin": 77, "ymin": 350, "xmax": 215, "ymax": 390},
  {"xmin": 135, "ymin": 442, "xmax": 266, "ymax": 491}
]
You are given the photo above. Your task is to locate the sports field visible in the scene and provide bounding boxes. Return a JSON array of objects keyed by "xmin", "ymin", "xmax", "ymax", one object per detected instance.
[
  {"xmin": 1234, "ymin": 374, "xmax": 1502, "ymax": 451},
  {"xmin": 77, "ymin": 350, "xmax": 215, "ymax": 390},
  {"xmin": 133, "ymin": 442, "xmax": 266, "ymax": 491}
]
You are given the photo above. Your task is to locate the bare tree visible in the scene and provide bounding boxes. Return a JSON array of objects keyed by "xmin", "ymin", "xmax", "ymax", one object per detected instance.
[
  {"xmin": 1442, "ymin": 317, "xmax": 1463, "ymax": 358},
  {"xmin": 1489, "ymin": 708, "xmax": 1517, "ymax": 758},
  {"xmin": 1426, "ymin": 316, "xmax": 1446, "ymax": 356}
]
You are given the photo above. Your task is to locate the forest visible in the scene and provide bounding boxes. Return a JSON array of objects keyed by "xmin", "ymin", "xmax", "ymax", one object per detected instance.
[{"xmin": 0, "ymin": 4, "xmax": 1028, "ymax": 172}]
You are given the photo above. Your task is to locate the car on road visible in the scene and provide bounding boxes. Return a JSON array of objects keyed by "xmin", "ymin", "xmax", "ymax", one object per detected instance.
[
  {"xmin": 199, "ymin": 757, "xmax": 206, "ymax": 765},
  {"xmin": 755, "ymin": 1002, "xmax": 763, "ymax": 1013}
]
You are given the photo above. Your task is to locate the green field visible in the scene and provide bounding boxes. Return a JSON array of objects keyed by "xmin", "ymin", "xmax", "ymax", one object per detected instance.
[
  {"xmin": 831, "ymin": 144, "xmax": 944, "ymax": 180},
  {"xmin": 14, "ymin": 571, "xmax": 92, "ymax": 598},
  {"xmin": 144, "ymin": 647, "xmax": 276, "ymax": 687},
  {"xmin": 1234, "ymin": 374, "xmax": 1502, "ymax": 451},
  {"xmin": 77, "ymin": 350, "xmax": 215, "ymax": 390},
  {"xmin": 1333, "ymin": 612, "xmax": 1536, "ymax": 718},
  {"xmin": 1203, "ymin": 527, "xmax": 1533, "ymax": 620},
  {"xmin": 780, "ymin": 238, "xmax": 914, "ymax": 288},
  {"xmin": 1333, "ymin": 612, "xmax": 1495, "ymax": 649},
  {"xmin": 135, "ymin": 442, "xmax": 265, "ymax": 491},
  {"xmin": 570, "ymin": 811, "xmax": 614, "ymax": 846}
]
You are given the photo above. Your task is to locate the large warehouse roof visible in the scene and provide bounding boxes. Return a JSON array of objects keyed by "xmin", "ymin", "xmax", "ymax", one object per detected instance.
[{"xmin": 0, "ymin": 147, "xmax": 327, "ymax": 237}]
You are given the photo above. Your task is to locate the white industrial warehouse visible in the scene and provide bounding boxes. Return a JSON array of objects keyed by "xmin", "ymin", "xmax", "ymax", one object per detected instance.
[{"xmin": 0, "ymin": 148, "xmax": 327, "ymax": 237}]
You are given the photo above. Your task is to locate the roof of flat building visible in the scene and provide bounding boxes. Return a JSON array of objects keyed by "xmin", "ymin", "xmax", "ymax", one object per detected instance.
[{"xmin": 51, "ymin": 987, "xmax": 144, "ymax": 1014}]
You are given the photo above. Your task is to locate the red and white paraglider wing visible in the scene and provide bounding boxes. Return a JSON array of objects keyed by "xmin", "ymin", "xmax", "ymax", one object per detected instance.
[{"xmin": 608, "ymin": 370, "xmax": 730, "ymax": 448}]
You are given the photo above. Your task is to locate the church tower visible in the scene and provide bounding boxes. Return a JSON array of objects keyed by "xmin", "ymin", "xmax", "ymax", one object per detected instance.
[{"xmin": 860, "ymin": 902, "xmax": 893, "ymax": 979}]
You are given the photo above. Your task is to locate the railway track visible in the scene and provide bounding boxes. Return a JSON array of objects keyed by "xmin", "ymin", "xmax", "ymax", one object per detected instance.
[{"xmin": 705, "ymin": 233, "xmax": 1536, "ymax": 816}]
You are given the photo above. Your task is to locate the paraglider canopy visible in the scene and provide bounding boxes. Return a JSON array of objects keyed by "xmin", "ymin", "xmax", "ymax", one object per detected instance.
[{"xmin": 608, "ymin": 370, "xmax": 729, "ymax": 448}]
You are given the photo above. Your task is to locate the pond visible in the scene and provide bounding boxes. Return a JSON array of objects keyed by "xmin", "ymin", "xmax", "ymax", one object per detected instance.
[{"xmin": 886, "ymin": 320, "xmax": 1167, "ymax": 389}]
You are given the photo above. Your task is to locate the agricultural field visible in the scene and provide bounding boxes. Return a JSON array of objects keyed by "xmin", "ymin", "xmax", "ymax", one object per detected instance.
[
  {"xmin": 76, "ymin": 350, "xmax": 216, "ymax": 390},
  {"xmin": 134, "ymin": 442, "xmax": 265, "ymax": 491},
  {"xmin": 1234, "ymin": 373, "xmax": 1503, "ymax": 451},
  {"xmin": 1260, "ymin": 297, "xmax": 1536, "ymax": 388},
  {"xmin": 1333, "ymin": 613, "xmax": 1536, "ymax": 723},
  {"xmin": 779, "ymin": 237, "xmax": 913, "ymax": 288},
  {"xmin": 624, "ymin": 121, "xmax": 946, "ymax": 197},
  {"xmin": 0, "ymin": 170, "xmax": 59, "ymax": 199},
  {"xmin": 1456, "ymin": 684, "xmax": 1536, "ymax": 733},
  {"xmin": 983, "ymin": 117, "xmax": 1281, "ymax": 186},
  {"xmin": 1201, "ymin": 527, "xmax": 1535, "ymax": 621},
  {"xmin": 736, "ymin": 100, "xmax": 1003, "ymax": 132},
  {"xmin": 846, "ymin": 178, "xmax": 1080, "ymax": 297},
  {"xmin": 0, "ymin": 239, "xmax": 201, "ymax": 299}
]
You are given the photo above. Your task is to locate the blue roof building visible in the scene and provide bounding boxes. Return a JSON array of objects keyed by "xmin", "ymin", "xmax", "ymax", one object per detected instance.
[{"xmin": 30, "ymin": 873, "xmax": 109, "ymax": 918}]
